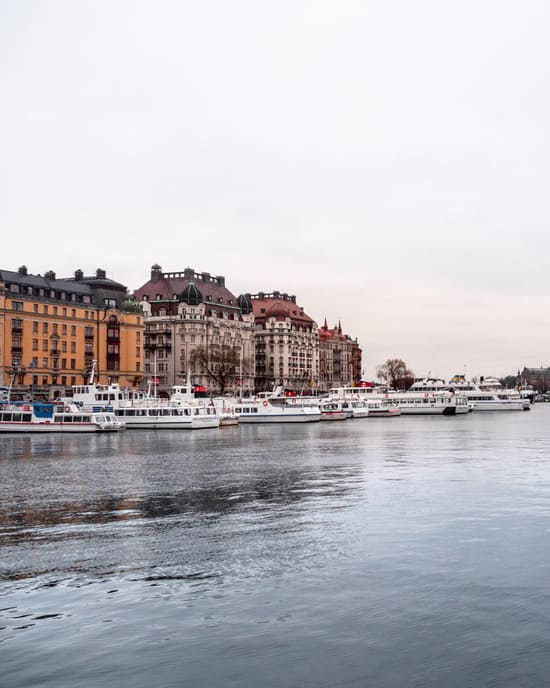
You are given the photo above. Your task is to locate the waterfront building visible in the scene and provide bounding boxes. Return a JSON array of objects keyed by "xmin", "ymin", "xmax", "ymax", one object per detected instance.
[
  {"xmin": 0, "ymin": 266, "xmax": 143, "ymax": 397},
  {"xmin": 247, "ymin": 291, "xmax": 319, "ymax": 392},
  {"xmin": 134, "ymin": 265, "xmax": 255, "ymax": 395},
  {"xmin": 520, "ymin": 366, "xmax": 550, "ymax": 393},
  {"xmin": 318, "ymin": 319, "xmax": 362, "ymax": 393}
]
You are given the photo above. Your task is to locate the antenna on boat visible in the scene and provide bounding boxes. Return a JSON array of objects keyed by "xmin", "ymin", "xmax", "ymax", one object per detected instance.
[{"xmin": 89, "ymin": 361, "xmax": 97, "ymax": 385}]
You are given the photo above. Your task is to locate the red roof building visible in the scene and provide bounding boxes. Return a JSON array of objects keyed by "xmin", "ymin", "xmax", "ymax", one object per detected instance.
[
  {"xmin": 246, "ymin": 291, "xmax": 319, "ymax": 392},
  {"xmin": 318, "ymin": 318, "xmax": 362, "ymax": 393}
]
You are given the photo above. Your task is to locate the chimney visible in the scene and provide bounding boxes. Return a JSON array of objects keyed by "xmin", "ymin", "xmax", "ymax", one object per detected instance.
[
  {"xmin": 151, "ymin": 264, "xmax": 162, "ymax": 281},
  {"xmin": 183, "ymin": 267, "xmax": 195, "ymax": 279},
  {"xmin": 201, "ymin": 272, "xmax": 211, "ymax": 282},
  {"xmin": 18, "ymin": 265, "xmax": 28, "ymax": 276},
  {"xmin": 215, "ymin": 275, "xmax": 225, "ymax": 287},
  {"xmin": 74, "ymin": 269, "xmax": 83, "ymax": 280},
  {"xmin": 96, "ymin": 268, "xmax": 106, "ymax": 279},
  {"xmin": 45, "ymin": 270, "xmax": 56, "ymax": 280}
]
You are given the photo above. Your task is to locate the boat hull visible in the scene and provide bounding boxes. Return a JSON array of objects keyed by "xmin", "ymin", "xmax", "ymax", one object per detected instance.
[
  {"xmin": 238, "ymin": 413, "xmax": 321, "ymax": 423},
  {"xmin": 0, "ymin": 422, "xmax": 117, "ymax": 433}
]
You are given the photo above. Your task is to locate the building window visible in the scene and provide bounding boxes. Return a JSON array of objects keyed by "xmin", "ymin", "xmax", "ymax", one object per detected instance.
[
  {"xmin": 32, "ymin": 339, "xmax": 38, "ymax": 351},
  {"xmin": 62, "ymin": 307, "xmax": 67, "ymax": 316},
  {"xmin": 53, "ymin": 306, "xmax": 58, "ymax": 315},
  {"xmin": 42, "ymin": 340, "xmax": 48, "ymax": 351},
  {"xmin": 42, "ymin": 358, "xmax": 48, "ymax": 367},
  {"xmin": 43, "ymin": 305, "xmax": 48, "ymax": 314},
  {"xmin": 70, "ymin": 359, "xmax": 76, "ymax": 369},
  {"xmin": 42, "ymin": 376, "xmax": 48, "ymax": 385},
  {"xmin": 11, "ymin": 301, "xmax": 23, "ymax": 311},
  {"xmin": 71, "ymin": 326, "xmax": 76, "ymax": 336},
  {"xmin": 33, "ymin": 304, "xmax": 38, "ymax": 313},
  {"xmin": 71, "ymin": 342, "xmax": 76, "ymax": 353},
  {"xmin": 61, "ymin": 324, "xmax": 67, "ymax": 335},
  {"xmin": 61, "ymin": 341, "xmax": 67, "ymax": 352}
]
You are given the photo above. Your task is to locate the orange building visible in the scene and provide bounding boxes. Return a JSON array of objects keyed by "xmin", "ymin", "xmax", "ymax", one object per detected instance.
[{"xmin": 0, "ymin": 266, "xmax": 143, "ymax": 398}]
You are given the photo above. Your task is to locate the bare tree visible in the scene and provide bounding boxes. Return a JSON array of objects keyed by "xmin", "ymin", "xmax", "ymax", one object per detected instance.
[
  {"xmin": 376, "ymin": 358, "xmax": 415, "ymax": 390},
  {"xmin": 191, "ymin": 344, "xmax": 241, "ymax": 395}
]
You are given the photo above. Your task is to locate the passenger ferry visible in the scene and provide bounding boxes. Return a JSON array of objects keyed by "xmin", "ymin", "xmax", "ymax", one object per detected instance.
[
  {"xmin": 330, "ymin": 381, "xmax": 469, "ymax": 416},
  {"xmin": 216, "ymin": 397, "xmax": 322, "ymax": 423},
  {"xmin": 0, "ymin": 401, "xmax": 123, "ymax": 433},
  {"xmin": 319, "ymin": 400, "xmax": 348, "ymax": 421},
  {"xmin": 448, "ymin": 375, "xmax": 529, "ymax": 411},
  {"xmin": 65, "ymin": 366, "xmax": 220, "ymax": 429},
  {"xmin": 365, "ymin": 399, "xmax": 401, "ymax": 418}
]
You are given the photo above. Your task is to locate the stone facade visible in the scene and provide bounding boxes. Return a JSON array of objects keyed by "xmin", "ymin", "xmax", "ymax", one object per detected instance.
[
  {"xmin": 247, "ymin": 291, "xmax": 319, "ymax": 392},
  {"xmin": 134, "ymin": 265, "xmax": 255, "ymax": 395},
  {"xmin": 318, "ymin": 319, "xmax": 362, "ymax": 393}
]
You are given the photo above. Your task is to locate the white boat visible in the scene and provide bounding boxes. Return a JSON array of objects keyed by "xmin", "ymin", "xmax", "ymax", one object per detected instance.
[
  {"xmin": 217, "ymin": 397, "xmax": 322, "ymax": 423},
  {"xmin": 0, "ymin": 401, "xmax": 123, "ymax": 433},
  {"xmin": 65, "ymin": 368, "xmax": 220, "ymax": 429},
  {"xmin": 341, "ymin": 399, "xmax": 369, "ymax": 418},
  {"xmin": 365, "ymin": 399, "xmax": 401, "ymax": 417},
  {"xmin": 319, "ymin": 400, "xmax": 348, "ymax": 421},
  {"xmin": 449, "ymin": 375, "xmax": 529, "ymax": 411}
]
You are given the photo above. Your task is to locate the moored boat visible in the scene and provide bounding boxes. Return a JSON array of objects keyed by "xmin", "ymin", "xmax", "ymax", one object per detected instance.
[
  {"xmin": 216, "ymin": 397, "xmax": 321, "ymax": 423},
  {"xmin": 319, "ymin": 400, "xmax": 348, "ymax": 421},
  {"xmin": 0, "ymin": 401, "xmax": 124, "ymax": 433}
]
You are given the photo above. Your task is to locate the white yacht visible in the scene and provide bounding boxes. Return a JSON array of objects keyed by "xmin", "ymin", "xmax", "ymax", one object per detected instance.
[
  {"xmin": 0, "ymin": 401, "xmax": 123, "ymax": 433},
  {"xmin": 365, "ymin": 399, "xmax": 401, "ymax": 418},
  {"xmin": 319, "ymin": 400, "xmax": 349, "ymax": 421},
  {"xmin": 449, "ymin": 375, "xmax": 529, "ymax": 411},
  {"xmin": 341, "ymin": 399, "xmax": 370, "ymax": 418},
  {"xmin": 216, "ymin": 396, "xmax": 322, "ymax": 423},
  {"xmin": 65, "ymin": 366, "xmax": 219, "ymax": 429}
]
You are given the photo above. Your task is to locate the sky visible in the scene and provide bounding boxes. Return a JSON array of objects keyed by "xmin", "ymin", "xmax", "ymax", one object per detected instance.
[{"xmin": 2, "ymin": 0, "xmax": 549, "ymax": 381}]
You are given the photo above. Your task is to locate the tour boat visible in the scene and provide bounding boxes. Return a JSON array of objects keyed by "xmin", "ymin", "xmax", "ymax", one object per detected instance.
[
  {"xmin": 448, "ymin": 375, "xmax": 529, "ymax": 411},
  {"xmin": 341, "ymin": 399, "xmax": 369, "ymax": 418},
  {"xmin": 0, "ymin": 401, "xmax": 124, "ymax": 433},
  {"xmin": 319, "ymin": 400, "xmax": 348, "ymax": 421},
  {"xmin": 365, "ymin": 400, "xmax": 401, "ymax": 417},
  {"xmin": 65, "ymin": 374, "xmax": 220, "ymax": 429},
  {"xmin": 216, "ymin": 397, "xmax": 322, "ymax": 423}
]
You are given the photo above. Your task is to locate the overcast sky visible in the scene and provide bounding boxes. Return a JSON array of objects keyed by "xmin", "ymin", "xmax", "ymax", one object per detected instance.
[{"xmin": 2, "ymin": 1, "xmax": 549, "ymax": 380}]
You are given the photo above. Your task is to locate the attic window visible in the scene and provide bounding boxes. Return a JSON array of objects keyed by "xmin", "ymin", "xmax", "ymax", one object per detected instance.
[
  {"xmin": 218, "ymin": 297, "xmax": 223, "ymax": 303},
  {"xmin": 206, "ymin": 295, "xmax": 212, "ymax": 301},
  {"xmin": 260, "ymin": 308, "xmax": 265, "ymax": 313},
  {"xmin": 156, "ymin": 294, "xmax": 161, "ymax": 300}
]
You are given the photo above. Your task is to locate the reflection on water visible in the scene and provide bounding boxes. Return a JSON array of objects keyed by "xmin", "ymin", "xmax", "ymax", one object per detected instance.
[{"xmin": 2, "ymin": 410, "xmax": 550, "ymax": 687}]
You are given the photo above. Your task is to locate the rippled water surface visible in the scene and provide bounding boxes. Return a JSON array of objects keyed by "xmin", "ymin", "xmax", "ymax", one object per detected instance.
[{"xmin": 2, "ymin": 408, "xmax": 550, "ymax": 687}]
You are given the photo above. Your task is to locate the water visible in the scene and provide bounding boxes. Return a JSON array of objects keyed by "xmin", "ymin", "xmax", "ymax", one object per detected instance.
[{"xmin": 2, "ymin": 408, "xmax": 550, "ymax": 687}]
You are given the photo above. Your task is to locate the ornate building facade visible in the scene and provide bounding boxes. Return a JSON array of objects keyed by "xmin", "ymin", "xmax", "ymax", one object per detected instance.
[
  {"xmin": 0, "ymin": 266, "xmax": 143, "ymax": 397},
  {"xmin": 134, "ymin": 265, "xmax": 255, "ymax": 394},
  {"xmin": 318, "ymin": 319, "xmax": 362, "ymax": 393},
  {"xmin": 247, "ymin": 291, "xmax": 319, "ymax": 392}
]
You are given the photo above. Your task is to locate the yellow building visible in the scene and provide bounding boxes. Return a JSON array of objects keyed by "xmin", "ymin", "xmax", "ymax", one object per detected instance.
[{"xmin": 0, "ymin": 266, "xmax": 143, "ymax": 398}]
